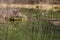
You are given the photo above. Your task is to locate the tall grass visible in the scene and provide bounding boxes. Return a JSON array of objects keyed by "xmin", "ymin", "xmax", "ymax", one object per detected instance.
[{"xmin": 0, "ymin": 8, "xmax": 60, "ymax": 40}]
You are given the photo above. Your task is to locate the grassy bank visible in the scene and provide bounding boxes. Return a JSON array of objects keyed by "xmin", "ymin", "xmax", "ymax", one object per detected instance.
[{"xmin": 0, "ymin": 8, "xmax": 60, "ymax": 40}]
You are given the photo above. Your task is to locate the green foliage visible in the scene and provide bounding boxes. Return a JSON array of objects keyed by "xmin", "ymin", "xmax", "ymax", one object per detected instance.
[{"xmin": 0, "ymin": 8, "xmax": 60, "ymax": 40}]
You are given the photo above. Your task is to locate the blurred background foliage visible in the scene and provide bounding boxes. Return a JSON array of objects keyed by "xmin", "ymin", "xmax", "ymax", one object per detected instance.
[{"xmin": 0, "ymin": 8, "xmax": 60, "ymax": 40}]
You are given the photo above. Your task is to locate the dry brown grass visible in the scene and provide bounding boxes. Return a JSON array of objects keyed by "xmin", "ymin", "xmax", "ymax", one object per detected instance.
[{"xmin": 0, "ymin": 3, "xmax": 60, "ymax": 10}]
